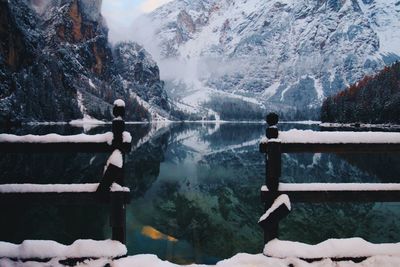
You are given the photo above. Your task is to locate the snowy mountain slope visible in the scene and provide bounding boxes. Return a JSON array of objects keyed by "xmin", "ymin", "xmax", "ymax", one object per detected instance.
[
  {"xmin": 0, "ymin": 0, "xmax": 171, "ymax": 124},
  {"xmin": 132, "ymin": 0, "xmax": 400, "ymax": 119}
]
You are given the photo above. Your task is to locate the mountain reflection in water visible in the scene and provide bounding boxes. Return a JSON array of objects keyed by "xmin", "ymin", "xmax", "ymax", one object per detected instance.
[{"xmin": 0, "ymin": 122, "xmax": 399, "ymax": 264}]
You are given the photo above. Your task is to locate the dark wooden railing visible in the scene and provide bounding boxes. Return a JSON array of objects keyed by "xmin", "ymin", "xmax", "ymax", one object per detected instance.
[
  {"xmin": 259, "ymin": 113, "xmax": 400, "ymax": 244},
  {"xmin": 0, "ymin": 99, "xmax": 132, "ymax": 245}
]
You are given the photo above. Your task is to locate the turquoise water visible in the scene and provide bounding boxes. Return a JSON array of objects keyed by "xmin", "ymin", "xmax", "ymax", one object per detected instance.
[{"xmin": 0, "ymin": 122, "xmax": 399, "ymax": 264}]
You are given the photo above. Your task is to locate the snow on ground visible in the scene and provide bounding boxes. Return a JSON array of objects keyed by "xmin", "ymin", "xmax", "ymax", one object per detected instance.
[
  {"xmin": 0, "ymin": 183, "xmax": 129, "ymax": 193},
  {"xmin": 2, "ymin": 253, "xmax": 400, "ymax": 267},
  {"xmin": 175, "ymin": 85, "xmax": 264, "ymax": 120},
  {"xmin": 130, "ymin": 92, "xmax": 170, "ymax": 122},
  {"xmin": 260, "ymin": 130, "xmax": 400, "ymax": 144},
  {"xmin": 0, "ymin": 239, "xmax": 126, "ymax": 259},
  {"xmin": 74, "ymin": 91, "xmax": 107, "ymax": 132},
  {"xmin": 265, "ymin": 238, "xmax": 400, "ymax": 259},
  {"xmin": 358, "ymin": 0, "xmax": 400, "ymax": 55},
  {"xmin": 262, "ymin": 82, "xmax": 281, "ymax": 99}
]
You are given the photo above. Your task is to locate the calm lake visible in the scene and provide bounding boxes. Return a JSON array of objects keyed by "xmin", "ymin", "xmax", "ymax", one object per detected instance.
[{"xmin": 0, "ymin": 122, "xmax": 399, "ymax": 264}]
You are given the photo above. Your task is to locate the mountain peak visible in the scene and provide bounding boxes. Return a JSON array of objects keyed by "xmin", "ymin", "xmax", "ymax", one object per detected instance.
[{"xmin": 131, "ymin": 0, "xmax": 400, "ymax": 119}]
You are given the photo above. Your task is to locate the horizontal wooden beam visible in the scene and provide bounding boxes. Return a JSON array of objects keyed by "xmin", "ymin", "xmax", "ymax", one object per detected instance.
[
  {"xmin": 261, "ymin": 190, "xmax": 400, "ymax": 203},
  {"xmin": 0, "ymin": 142, "xmax": 131, "ymax": 153},
  {"xmin": 260, "ymin": 143, "xmax": 400, "ymax": 154},
  {"xmin": 0, "ymin": 191, "xmax": 131, "ymax": 205}
]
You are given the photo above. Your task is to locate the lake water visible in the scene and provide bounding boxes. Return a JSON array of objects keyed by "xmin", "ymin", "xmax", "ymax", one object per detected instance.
[{"xmin": 0, "ymin": 122, "xmax": 399, "ymax": 264}]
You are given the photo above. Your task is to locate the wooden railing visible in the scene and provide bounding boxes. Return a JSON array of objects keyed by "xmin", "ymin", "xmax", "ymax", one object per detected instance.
[
  {"xmin": 258, "ymin": 113, "xmax": 400, "ymax": 244},
  {"xmin": 0, "ymin": 99, "xmax": 132, "ymax": 245}
]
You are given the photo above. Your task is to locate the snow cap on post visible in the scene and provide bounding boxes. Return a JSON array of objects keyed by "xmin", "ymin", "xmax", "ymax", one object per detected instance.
[
  {"xmin": 266, "ymin": 113, "xmax": 279, "ymax": 139},
  {"xmin": 113, "ymin": 99, "xmax": 125, "ymax": 118}
]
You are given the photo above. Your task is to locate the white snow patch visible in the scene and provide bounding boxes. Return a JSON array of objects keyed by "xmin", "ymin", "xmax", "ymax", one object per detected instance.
[
  {"xmin": 262, "ymin": 82, "xmax": 281, "ymax": 99},
  {"xmin": 0, "ymin": 133, "xmax": 114, "ymax": 145},
  {"xmin": 0, "ymin": 183, "xmax": 129, "ymax": 193},
  {"xmin": 0, "ymin": 132, "xmax": 132, "ymax": 146},
  {"xmin": 2, "ymin": 251, "xmax": 400, "ymax": 266},
  {"xmin": 313, "ymin": 76, "xmax": 324, "ymax": 101},
  {"xmin": 0, "ymin": 239, "xmax": 126, "ymax": 259},
  {"xmin": 130, "ymin": 92, "xmax": 170, "ymax": 121},
  {"xmin": 77, "ymin": 91, "xmax": 94, "ymax": 121},
  {"xmin": 259, "ymin": 194, "xmax": 291, "ymax": 223},
  {"xmin": 105, "ymin": 150, "xmax": 123, "ymax": 169},
  {"xmin": 123, "ymin": 131, "xmax": 132, "ymax": 143},
  {"xmin": 261, "ymin": 183, "xmax": 400, "ymax": 192},
  {"xmin": 113, "ymin": 253, "xmax": 400, "ymax": 267},
  {"xmin": 320, "ymin": 122, "xmax": 400, "ymax": 130},
  {"xmin": 264, "ymin": 238, "xmax": 400, "ymax": 259},
  {"xmin": 69, "ymin": 118, "xmax": 106, "ymax": 132},
  {"xmin": 88, "ymin": 79, "xmax": 96, "ymax": 89}
]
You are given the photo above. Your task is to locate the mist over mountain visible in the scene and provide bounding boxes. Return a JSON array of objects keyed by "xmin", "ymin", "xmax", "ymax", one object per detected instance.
[
  {"xmin": 131, "ymin": 0, "xmax": 400, "ymax": 120},
  {"xmin": 0, "ymin": 0, "xmax": 171, "ymax": 124}
]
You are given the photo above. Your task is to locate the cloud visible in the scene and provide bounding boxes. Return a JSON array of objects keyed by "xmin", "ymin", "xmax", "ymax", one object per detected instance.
[{"xmin": 139, "ymin": 0, "xmax": 172, "ymax": 13}]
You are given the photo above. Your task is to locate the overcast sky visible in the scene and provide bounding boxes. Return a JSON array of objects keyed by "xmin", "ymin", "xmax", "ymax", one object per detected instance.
[{"xmin": 102, "ymin": 0, "xmax": 172, "ymax": 42}]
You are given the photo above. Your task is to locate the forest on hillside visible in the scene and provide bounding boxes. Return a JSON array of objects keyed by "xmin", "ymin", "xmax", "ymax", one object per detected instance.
[{"xmin": 321, "ymin": 62, "xmax": 400, "ymax": 124}]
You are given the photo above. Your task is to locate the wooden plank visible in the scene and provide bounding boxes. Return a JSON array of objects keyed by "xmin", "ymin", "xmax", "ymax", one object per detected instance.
[
  {"xmin": 0, "ymin": 142, "xmax": 131, "ymax": 153},
  {"xmin": 0, "ymin": 191, "xmax": 131, "ymax": 204},
  {"xmin": 260, "ymin": 143, "xmax": 400, "ymax": 154},
  {"xmin": 261, "ymin": 190, "xmax": 400, "ymax": 203}
]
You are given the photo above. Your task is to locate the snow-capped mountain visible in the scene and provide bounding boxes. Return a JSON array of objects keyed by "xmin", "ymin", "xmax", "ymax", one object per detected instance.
[
  {"xmin": 132, "ymin": 0, "xmax": 400, "ymax": 119},
  {"xmin": 0, "ymin": 0, "xmax": 171, "ymax": 124}
]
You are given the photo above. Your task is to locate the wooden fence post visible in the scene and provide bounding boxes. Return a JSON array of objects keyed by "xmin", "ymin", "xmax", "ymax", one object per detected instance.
[
  {"xmin": 265, "ymin": 112, "xmax": 281, "ymax": 192},
  {"xmin": 110, "ymin": 99, "xmax": 126, "ymax": 244},
  {"xmin": 262, "ymin": 113, "xmax": 282, "ymax": 244}
]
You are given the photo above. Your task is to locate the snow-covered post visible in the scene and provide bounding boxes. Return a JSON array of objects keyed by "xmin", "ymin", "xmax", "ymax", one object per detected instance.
[
  {"xmin": 111, "ymin": 99, "xmax": 127, "ymax": 244},
  {"xmin": 265, "ymin": 113, "xmax": 281, "ymax": 192}
]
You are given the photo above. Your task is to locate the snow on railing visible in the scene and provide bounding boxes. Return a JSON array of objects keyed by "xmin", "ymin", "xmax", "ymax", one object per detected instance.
[
  {"xmin": 0, "ymin": 132, "xmax": 132, "ymax": 145},
  {"xmin": 0, "ymin": 132, "xmax": 114, "ymax": 144},
  {"xmin": 260, "ymin": 130, "xmax": 400, "ymax": 144},
  {"xmin": 261, "ymin": 183, "xmax": 400, "ymax": 192},
  {"xmin": 0, "ymin": 183, "xmax": 129, "ymax": 193},
  {"xmin": 258, "ymin": 112, "xmax": 400, "ymax": 246},
  {"xmin": 0, "ymin": 99, "xmax": 131, "ymax": 246}
]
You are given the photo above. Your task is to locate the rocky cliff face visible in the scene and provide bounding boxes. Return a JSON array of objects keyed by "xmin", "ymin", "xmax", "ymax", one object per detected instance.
[
  {"xmin": 0, "ymin": 0, "xmax": 170, "ymax": 124},
  {"xmin": 113, "ymin": 42, "xmax": 170, "ymax": 118},
  {"xmin": 132, "ymin": 0, "xmax": 400, "ymax": 119}
]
